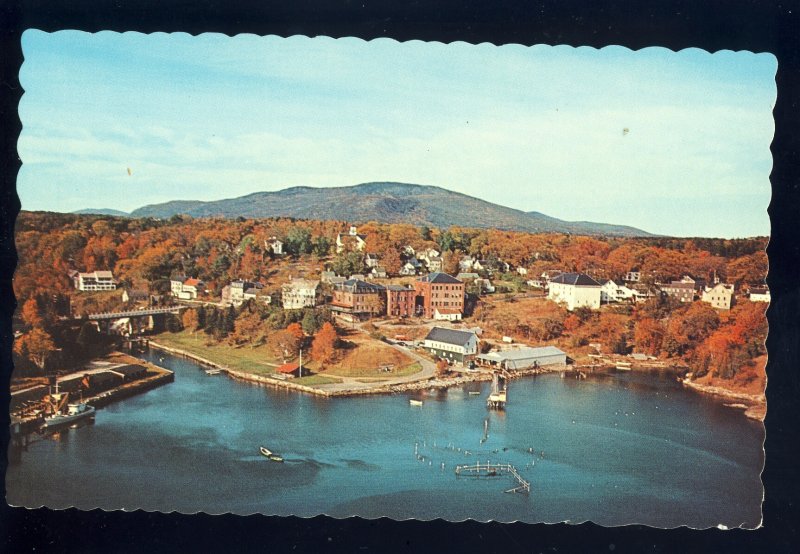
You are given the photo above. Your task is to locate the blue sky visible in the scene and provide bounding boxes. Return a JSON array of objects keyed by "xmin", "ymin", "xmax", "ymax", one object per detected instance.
[{"xmin": 17, "ymin": 31, "xmax": 776, "ymax": 238}]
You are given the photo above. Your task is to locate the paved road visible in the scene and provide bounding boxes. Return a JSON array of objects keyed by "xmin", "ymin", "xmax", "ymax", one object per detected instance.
[{"xmin": 316, "ymin": 322, "xmax": 436, "ymax": 393}]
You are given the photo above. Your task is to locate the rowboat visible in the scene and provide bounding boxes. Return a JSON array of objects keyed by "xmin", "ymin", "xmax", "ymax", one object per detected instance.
[{"xmin": 259, "ymin": 446, "xmax": 284, "ymax": 462}]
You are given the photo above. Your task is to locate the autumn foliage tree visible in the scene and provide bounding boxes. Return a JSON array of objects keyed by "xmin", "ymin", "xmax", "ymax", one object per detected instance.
[
  {"xmin": 268, "ymin": 329, "xmax": 302, "ymax": 361},
  {"xmin": 14, "ymin": 327, "xmax": 56, "ymax": 371},
  {"xmin": 311, "ymin": 322, "xmax": 338, "ymax": 368}
]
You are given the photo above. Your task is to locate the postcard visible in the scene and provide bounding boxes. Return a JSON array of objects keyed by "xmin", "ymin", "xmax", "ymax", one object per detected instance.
[{"xmin": 7, "ymin": 31, "xmax": 774, "ymax": 529}]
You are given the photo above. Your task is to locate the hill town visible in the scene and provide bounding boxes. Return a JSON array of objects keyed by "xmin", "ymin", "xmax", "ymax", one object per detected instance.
[{"xmin": 12, "ymin": 209, "xmax": 768, "ymax": 426}]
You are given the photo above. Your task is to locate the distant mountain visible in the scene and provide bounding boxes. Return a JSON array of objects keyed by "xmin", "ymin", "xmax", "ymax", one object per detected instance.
[
  {"xmin": 72, "ymin": 208, "xmax": 129, "ymax": 217},
  {"xmin": 128, "ymin": 182, "xmax": 653, "ymax": 237}
]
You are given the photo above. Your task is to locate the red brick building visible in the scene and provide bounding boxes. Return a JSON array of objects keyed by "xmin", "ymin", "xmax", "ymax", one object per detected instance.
[
  {"xmin": 385, "ymin": 284, "xmax": 416, "ymax": 317},
  {"xmin": 414, "ymin": 272, "xmax": 465, "ymax": 318},
  {"xmin": 330, "ymin": 279, "xmax": 386, "ymax": 321}
]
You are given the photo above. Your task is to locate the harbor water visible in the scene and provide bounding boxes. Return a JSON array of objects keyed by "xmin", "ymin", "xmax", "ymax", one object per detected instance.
[{"xmin": 6, "ymin": 350, "xmax": 764, "ymax": 528}]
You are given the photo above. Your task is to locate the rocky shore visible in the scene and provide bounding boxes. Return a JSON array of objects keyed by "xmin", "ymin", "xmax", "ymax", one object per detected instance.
[
  {"xmin": 147, "ymin": 340, "xmax": 563, "ymax": 397},
  {"xmin": 681, "ymin": 379, "xmax": 766, "ymax": 421}
]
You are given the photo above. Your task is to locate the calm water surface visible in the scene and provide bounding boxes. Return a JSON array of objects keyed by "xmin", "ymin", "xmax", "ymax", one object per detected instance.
[{"xmin": 7, "ymin": 350, "xmax": 764, "ymax": 527}]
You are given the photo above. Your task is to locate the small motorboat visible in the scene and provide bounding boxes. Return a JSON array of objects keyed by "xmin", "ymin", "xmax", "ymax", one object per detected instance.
[
  {"xmin": 259, "ymin": 446, "xmax": 284, "ymax": 462},
  {"xmin": 409, "ymin": 399, "xmax": 423, "ymax": 406},
  {"xmin": 468, "ymin": 391, "xmax": 481, "ymax": 396}
]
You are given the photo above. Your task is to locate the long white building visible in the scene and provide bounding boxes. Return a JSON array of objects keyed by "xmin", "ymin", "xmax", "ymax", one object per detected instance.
[
  {"xmin": 547, "ymin": 272, "xmax": 602, "ymax": 311},
  {"xmin": 73, "ymin": 270, "xmax": 117, "ymax": 291}
]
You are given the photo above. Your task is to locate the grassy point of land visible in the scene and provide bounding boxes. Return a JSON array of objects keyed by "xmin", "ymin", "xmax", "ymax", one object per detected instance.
[{"xmin": 153, "ymin": 330, "xmax": 281, "ymax": 376}]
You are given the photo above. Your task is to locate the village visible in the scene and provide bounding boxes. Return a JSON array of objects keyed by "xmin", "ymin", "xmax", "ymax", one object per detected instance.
[{"xmin": 10, "ymin": 214, "xmax": 770, "ymax": 430}]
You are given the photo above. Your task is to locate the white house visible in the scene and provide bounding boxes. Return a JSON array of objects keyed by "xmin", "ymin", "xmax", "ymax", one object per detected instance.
[
  {"xmin": 423, "ymin": 327, "xmax": 478, "ymax": 365},
  {"xmin": 600, "ymin": 279, "xmax": 636, "ymax": 303},
  {"xmin": 702, "ymin": 283, "xmax": 735, "ymax": 310},
  {"xmin": 365, "ymin": 253, "xmax": 380, "ymax": 268},
  {"xmin": 624, "ymin": 269, "xmax": 641, "ymax": 283},
  {"xmin": 73, "ymin": 270, "xmax": 117, "ymax": 291},
  {"xmin": 459, "ymin": 255, "xmax": 477, "ymax": 272},
  {"xmin": 748, "ymin": 286, "xmax": 770, "ymax": 303},
  {"xmin": 516, "ymin": 267, "xmax": 528, "ymax": 276},
  {"xmin": 426, "ymin": 257, "xmax": 443, "ymax": 273},
  {"xmin": 418, "ymin": 248, "xmax": 441, "ymax": 263},
  {"xmin": 170, "ymin": 276, "xmax": 204, "ymax": 299},
  {"xmin": 399, "ymin": 262, "xmax": 418, "ymax": 276},
  {"xmin": 222, "ymin": 280, "xmax": 265, "ymax": 306},
  {"xmin": 336, "ymin": 226, "xmax": 367, "ymax": 253},
  {"xmin": 434, "ymin": 307, "xmax": 463, "ymax": 321},
  {"xmin": 547, "ymin": 272, "xmax": 602, "ymax": 311},
  {"xmin": 265, "ymin": 236, "xmax": 283, "ymax": 255},
  {"xmin": 281, "ymin": 278, "xmax": 320, "ymax": 310}
]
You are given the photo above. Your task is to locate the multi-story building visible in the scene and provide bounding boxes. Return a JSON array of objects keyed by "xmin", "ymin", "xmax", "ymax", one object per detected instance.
[
  {"xmin": 170, "ymin": 276, "xmax": 204, "ymax": 300},
  {"xmin": 702, "ymin": 283, "xmax": 735, "ymax": 310},
  {"xmin": 330, "ymin": 279, "xmax": 385, "ymax": 321},
  {"xmin": 748, "ymin": 286, "xmax": 770, "ymax": 303},
  {"xmin": 281, "ymin": 278, "xmax": 320, "ymax": 310},
  {"xmin": 414, "ymin": 272, "xmax": 465, "ymax": 319},
  {"xmin": 385, "ymin": 284, "xmax": 416, "ymax": 318},
  {"xmin": 72, "ymin": 270, "xmax": 117, "ymax": 291},
  {"xmin": 422, "ymin": 327, "xmax": 479, "ymax": 366},
  {"xmin": 547, "ymin": 272, "xmax": 602, "ymax": 311},
  {"xmin": 335, "ymin": 226, "xmax": 367, "ymax": 253},
  {"xmin": 660, "ymin": 280, "xmax": 696, "ymax": 303},
  {"xmin": 222, "ymin": 280, "xmax": 265, "ymax": 306},
  {"xmin": 600, "ymin": 279, "xmax": 636, "ymax": 303},
  {"xmin": 265, "ymin": 236, "xmax": 283, "ymax": 255}
]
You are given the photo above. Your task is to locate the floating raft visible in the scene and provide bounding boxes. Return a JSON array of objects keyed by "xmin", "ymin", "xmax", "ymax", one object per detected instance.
[{"xmin": 454, "ymin": 462, "xmax": 530, "ymax": 494}]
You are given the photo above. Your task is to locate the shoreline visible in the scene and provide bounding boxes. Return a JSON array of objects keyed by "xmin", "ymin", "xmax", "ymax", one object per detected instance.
[
  {"xmin": 146, "ymin": 340, "xmax": 562, "ymax": 397},
  {"xmin": 146, "ymin": 341, "xmax": 765, "ymax": 419},
  {"xmin": 680, "ymin": 379, "xmax": 766, "ymax": 421}
]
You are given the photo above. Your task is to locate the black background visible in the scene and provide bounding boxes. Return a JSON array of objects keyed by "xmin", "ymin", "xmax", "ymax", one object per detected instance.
[{"xmin": 1, "ymin": 1, "xmax": 799, "ymax": 552}]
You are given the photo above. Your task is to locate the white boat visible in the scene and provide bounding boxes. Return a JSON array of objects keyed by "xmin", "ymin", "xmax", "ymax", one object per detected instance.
[
  {"xmin": 468, "ymin": 391, "xmax": 481, "ymax": 396},
  {"xmin": 43, "ymin": 402, "xmax": 95, "ymax": 429},
  {"xmin": 409, "ymin": 399, "xmax": 423, "ymax": 406},
  {"xmin": 259, "ymin": 446, "xmax": 284, "ymax": 462},
  {"xmin": 205, "ymin": 368, "xmax": 221, "ymax": 375}
]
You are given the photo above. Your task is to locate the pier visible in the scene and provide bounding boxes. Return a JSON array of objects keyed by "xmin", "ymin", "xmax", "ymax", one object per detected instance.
[{"xmin": 455, "ymin": 462, "xmax": 531, "ymax": 494}]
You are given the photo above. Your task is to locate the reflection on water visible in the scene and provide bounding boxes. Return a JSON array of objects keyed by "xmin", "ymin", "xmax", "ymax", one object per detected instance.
[{"xmin": 6, "ymin": 350, "xmax": 763, "ymax": 528}]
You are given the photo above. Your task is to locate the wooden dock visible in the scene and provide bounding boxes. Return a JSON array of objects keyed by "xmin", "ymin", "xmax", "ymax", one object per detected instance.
[{"xmin": 454, "ymin": 462, "xmax": 530, "ymax": 494}]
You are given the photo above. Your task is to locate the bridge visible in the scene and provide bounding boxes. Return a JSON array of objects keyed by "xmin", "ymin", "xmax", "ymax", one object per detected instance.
[
  {"xmin": 87, "ymin": 307, "xmax": 184, "ymax": 321},
  {"xmin": 455, "ymin": 462, "xmax": 530, "ymax": 494}
]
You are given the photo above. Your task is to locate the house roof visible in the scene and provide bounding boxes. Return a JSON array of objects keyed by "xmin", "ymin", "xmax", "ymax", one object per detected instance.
[
  {"xmin": 456, "ymin": 272, "xmax": 479, "ymax": 280},
  {"xmin": 94, "ymin": 271, "xmax": 114, "ymax": 279},
  {"xmin": 478, "ymin": 346, "xmax": 566, "ymax": 362},
  {"xmin": 424, "ymin": 327, "xmax": 476, "ymax": 346},
  {"xmin": 386, "ymin": 284, "xmax": 414, "ymax": 292},
  {"xmin": 435, "ymin": 308, "xmax": 462, "ymax": 315},
  {"xmin": 549, "ymin": 272, "xmax": 601, "ymax": 287},
  {"xmin": 338, "ymin": 279, "xmax": 385, "ymax": 293},
  {"xmin": 183, "ymin": 278, "xmax": 203, "ymax": 287},
  {"xmin": 276, "ymin": 362, "xmax": 300, "ymax": 374},
  {"xmin": 749, "ymin": 286, "xmax": 769, "ymax": 295},
  {"xmin": 125, "ymin": 289, "xmax": 149, "ymax": 298},
  {"xmin": 417, "ymin": 272, "xmax": 462, "ymax": 284}
]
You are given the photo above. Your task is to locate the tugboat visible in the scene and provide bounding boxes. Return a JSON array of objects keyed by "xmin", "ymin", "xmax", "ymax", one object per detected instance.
[{"xmin": 42, "ymin": 383, "xmax": 95, "ymax": 430}]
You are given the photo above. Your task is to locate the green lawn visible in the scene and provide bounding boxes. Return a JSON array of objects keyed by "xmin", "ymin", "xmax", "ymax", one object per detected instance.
[
  {"xmin": 293, "ymin": 375, "xmax": 343, "ymax": 386},
  {"xmin": 326, "ymin": 361, "xmax": 422, "ymax": 379},
  {"xmin": 152, "ymin": 331, "xmax": 281, "ymax": 376}
]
